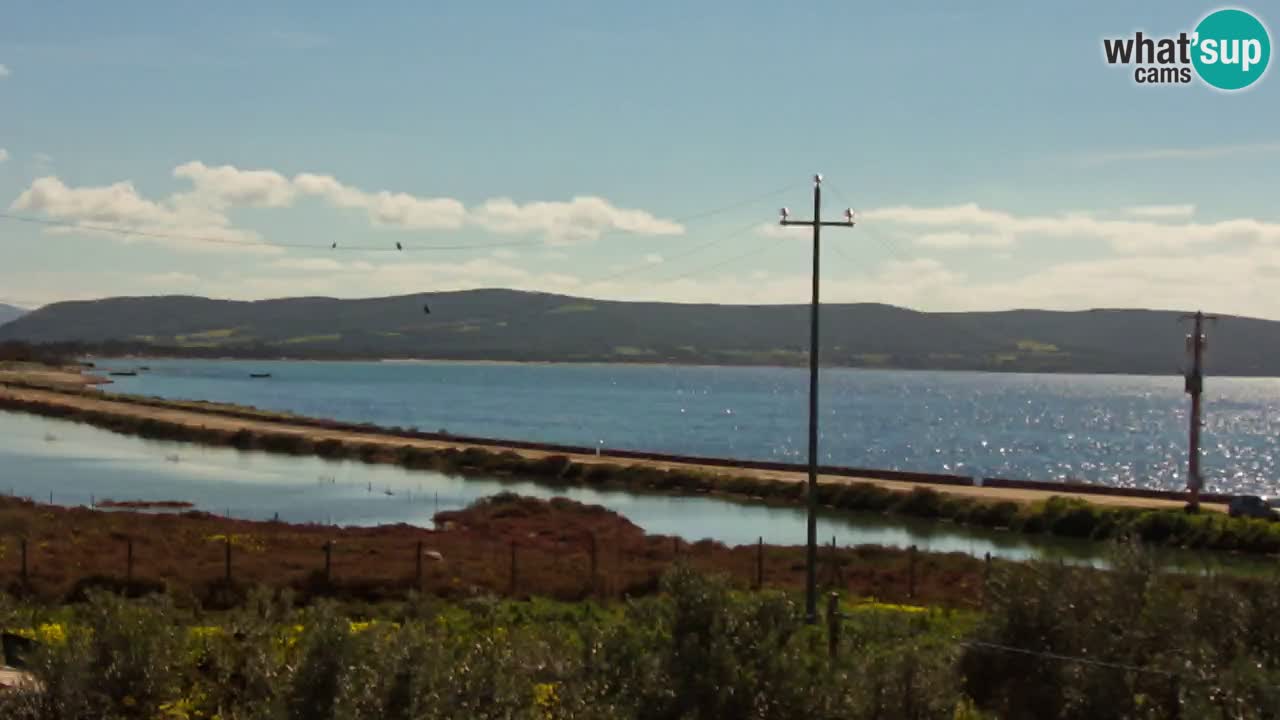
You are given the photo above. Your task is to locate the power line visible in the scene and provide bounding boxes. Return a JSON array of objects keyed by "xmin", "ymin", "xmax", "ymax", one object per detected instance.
[
  {"xmin": 641, "ymin": 233, "xmax": 783, "ymax": 287},
  {"xmin": 665, "ymin": 179, "xmax": 807, "ymax": 224},
  {"xmin": 959, "ymin": 640, "xmax": 1180, "ymax": 679},
  {"xmin": 412, "ymin": 220, "xmax": 767, "ymax": 337},
  {"xmin": 581, "ymin": 219, "xmax": 766, "ymax": 290},
  {"xmin": 0, "ymin": 213, "xmax": 545, "ymax": 253},
  {"xmin": 0, "ymin": 181, "xmax": 803, "ymax": 256}
]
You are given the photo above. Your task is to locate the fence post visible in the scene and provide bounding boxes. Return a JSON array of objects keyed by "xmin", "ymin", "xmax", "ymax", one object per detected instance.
[
  {"xmin": 983, "ymin": 551, "xmax": 992, "ymax": 606},
  {"xmin": 756, "ymin": 536, "xmax": 764, "ymax": 589},
  {"xmin": 415, "ymin": 540, "xmax": 423, "ymax": 589},
  {"xmin": 830, "ymin": 535, "xmax": 838, "ymax": 589},
  {"xmin": 1168, "ymin": 674, "xmax": 1181, "ymax": 719},
  {"xmin": 826, "ymin": 592, "xmax": 840, "ymax": 661},
  {"xmin": 324, "ymin": 541, "xmax": 333, "ymax": 584},
  {"xmin": 588, "ymin": 533, "xmax": 598, "ymax": 595},
  {"xmin": 908, "ymin": 545, "xmax": 917, "ymax": 599},
  {"xmin": 224, "ymin": 536, "xmax": 232, "ymax": 582},
  {"xmin": 510, "ymin": 541, "xmax": 518, "ymax": 596}
]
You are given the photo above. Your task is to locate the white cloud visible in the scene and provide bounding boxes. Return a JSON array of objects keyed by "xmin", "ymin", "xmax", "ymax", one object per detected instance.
[
  {"xmin": 13, "ymin": 176, "xmax": 184, "ymax": 226},
  {"xmin": 754, "ymin": 222, "xmax": 807, "ymax": 239},
  {"xmin": 863, "ymin": 202, "xmax": 1280, "ymax": 253},
  {"xmin": 914, "ymin": 231, "xmax": 1014, "ymax": 249},
  {"xmin": 1124, "ymin": 204, "xmax": 1195, "ymax": 219},
  {"xmin": 471, "ymin": 196, "xmax": 684, "ymax": 244},
  {"xmin": 173, "ymin": 161, "xmax": 297, "ymax": 209},
  {"xmin": 644, "ymin": 253, "xmax": 663, "ymax": 264},
  {"xmin": 491, "ymin": 249, "xmax": 519, "ymax": 260},
  {"xmin": 0, "ymin": 64, "xmax": 9, "ymax": 78},
  {"xmin": 270, "ymin": 257, "xmax": 345, "ymax": 272},
  {"xmin": 9, "ymin": 176, "xmax": 272, "ymax": 253},
  {"xmin": 294, "ymin": 173, "xmax": 467, "ymax": 230},
  {"xmin": 8, "ymin": 161, "xmax": 682, "ymax": 253},
  {"xmin": 14, "ymin": 237, "xmax": 1280, "ymax": 321},
  {"xmin": 141, "ymin": 272, "xmax": 200, "ymax": 286},
  {"xmin": 1078, "ymin": 142, "xmax": 1280, "ymax": 166},
  {"xmin": 0, "ymin": 149, "xmax": 8, "ymax": 164}
]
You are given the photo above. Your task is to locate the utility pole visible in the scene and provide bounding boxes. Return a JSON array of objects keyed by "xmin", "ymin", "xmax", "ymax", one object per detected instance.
[
  {"xmin": 1180, "ymin": 310, "xmax": 1216, "ymax": 511},
  {"xmin": 778, "ymin": 174, "xmax": 855, "ymax": 623}
]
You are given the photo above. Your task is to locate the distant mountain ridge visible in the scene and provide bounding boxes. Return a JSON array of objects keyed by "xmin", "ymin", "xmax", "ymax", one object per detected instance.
[
  {"xmin": 0, "ymin": 289, "xmax": 1275, "ymax": 375},
  {"xmin": 0, "ymin": 303, "xmax": 26, "ymax": 327}
]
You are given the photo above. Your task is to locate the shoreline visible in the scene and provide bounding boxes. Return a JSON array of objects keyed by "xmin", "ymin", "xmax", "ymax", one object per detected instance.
[
  {"xmin": 6, "ymin": 369, "xmax": 1280, "ymax": 556},
  {"xmin": 74, "ymin": 353, "xmax": 1280, "ymax": 379},
  {"xmin": 0, "ymin": 372, "xmax": 1218, "ymax": 512}
]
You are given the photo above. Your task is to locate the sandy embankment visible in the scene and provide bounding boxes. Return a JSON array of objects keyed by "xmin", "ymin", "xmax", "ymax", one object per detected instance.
[{"xmin": 0, "ymin": 366, "xmax": 1221, "ymax": 513}]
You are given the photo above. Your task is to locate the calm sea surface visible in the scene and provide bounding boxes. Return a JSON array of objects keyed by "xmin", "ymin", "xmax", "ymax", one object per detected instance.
[{"xmin": 90, "ymin": 359, "xmax": 1280, "ymax": 495}]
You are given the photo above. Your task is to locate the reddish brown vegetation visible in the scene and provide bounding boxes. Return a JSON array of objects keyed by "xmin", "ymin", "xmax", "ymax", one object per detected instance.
[{"xmin": 0, "ymin": 493, "xmax": 986, "ymax": 608}]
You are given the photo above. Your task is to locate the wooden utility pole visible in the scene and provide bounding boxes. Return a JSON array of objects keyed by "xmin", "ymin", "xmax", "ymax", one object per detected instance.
[
  {"xmin": 1181, "ymin": 311, "xmax": 1217, "ymax": 510},
  {"xmin": 778, "ymin": 174, "xmax": 856, "ymax": 623}
]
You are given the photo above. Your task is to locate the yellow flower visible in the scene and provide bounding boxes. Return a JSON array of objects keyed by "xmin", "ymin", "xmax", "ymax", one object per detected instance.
[
  {"xmin": 11, "ymin": 623, "xmax": 68, "ymax": 646},
  {"xmin": 40, "ymin": 623, "xmax": 66, "ymax": 645},
  {"xmin": 532, "ymin": 682, "xmax": 559, "ymax": 717},
  {"xmin": 849, "ymin": 600, "xmax": 927, "ymax": 614},
  {"xmin": 188, "ymin": 626, "xmax": 224, "ymax": 642}
]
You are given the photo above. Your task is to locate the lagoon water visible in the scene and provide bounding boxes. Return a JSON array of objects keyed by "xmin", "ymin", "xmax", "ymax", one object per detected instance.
[
  {"xmin": 0, "ymin": 409, "xmax": 1079, "ymax": 562},
  {"xmin": 92, "ymin": 359, "xmax": 1280, "ymax": 495}
]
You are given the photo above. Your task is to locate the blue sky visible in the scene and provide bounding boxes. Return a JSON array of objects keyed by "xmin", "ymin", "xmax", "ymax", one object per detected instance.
[{"xmin": 1, "ymin": 1, "xmax": 1278, "ymax": 317}]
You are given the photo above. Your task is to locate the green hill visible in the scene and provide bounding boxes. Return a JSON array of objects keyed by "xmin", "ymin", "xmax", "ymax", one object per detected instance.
[{"xmin": 0, "ymin": 289, "xmax": 1271, "ymax": 375}]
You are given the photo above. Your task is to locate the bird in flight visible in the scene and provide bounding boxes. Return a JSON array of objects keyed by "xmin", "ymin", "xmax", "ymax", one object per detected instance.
[
  {"xmin": 423, "ymin": 304, "xmax": 431, "ymax": 314},
  {"xmin": 396, "ymin": 242, "xmax": 403, "ymax": 251},
  {"xmin": 331, "ymin": 242, "xmax": 337, "ymax": 249}
]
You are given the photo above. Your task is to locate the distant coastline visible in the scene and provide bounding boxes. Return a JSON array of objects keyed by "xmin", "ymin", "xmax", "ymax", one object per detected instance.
[{"xmin": 5, "ymin": 289, "xmax": 1278, "ymax": 375}]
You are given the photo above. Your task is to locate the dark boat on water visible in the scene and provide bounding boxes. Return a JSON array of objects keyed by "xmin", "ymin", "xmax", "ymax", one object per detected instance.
[
  {"xmin": 249, "ymin": 373, "xmax": 272, "ymax": 378},
  {"xmin": 108, "ymin": 371, "xmax": 137, "ymax": 377}
]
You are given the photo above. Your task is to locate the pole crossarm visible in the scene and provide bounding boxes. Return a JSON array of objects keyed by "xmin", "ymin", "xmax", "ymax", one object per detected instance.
[{"xmin": 781, "ymin": 220, "xmax": 856, "ymax": 228}]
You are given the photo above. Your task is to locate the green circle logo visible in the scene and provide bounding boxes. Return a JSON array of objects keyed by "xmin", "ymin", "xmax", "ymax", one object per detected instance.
[{"xmin": 1192, "ymin": 8, "xmax": 1271, "ymax": 90}]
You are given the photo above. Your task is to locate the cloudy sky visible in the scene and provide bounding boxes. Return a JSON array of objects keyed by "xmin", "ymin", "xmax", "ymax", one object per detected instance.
[{"xmin": 1, "ymin": 1, "xmax": 1278, "ymax": 317}]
